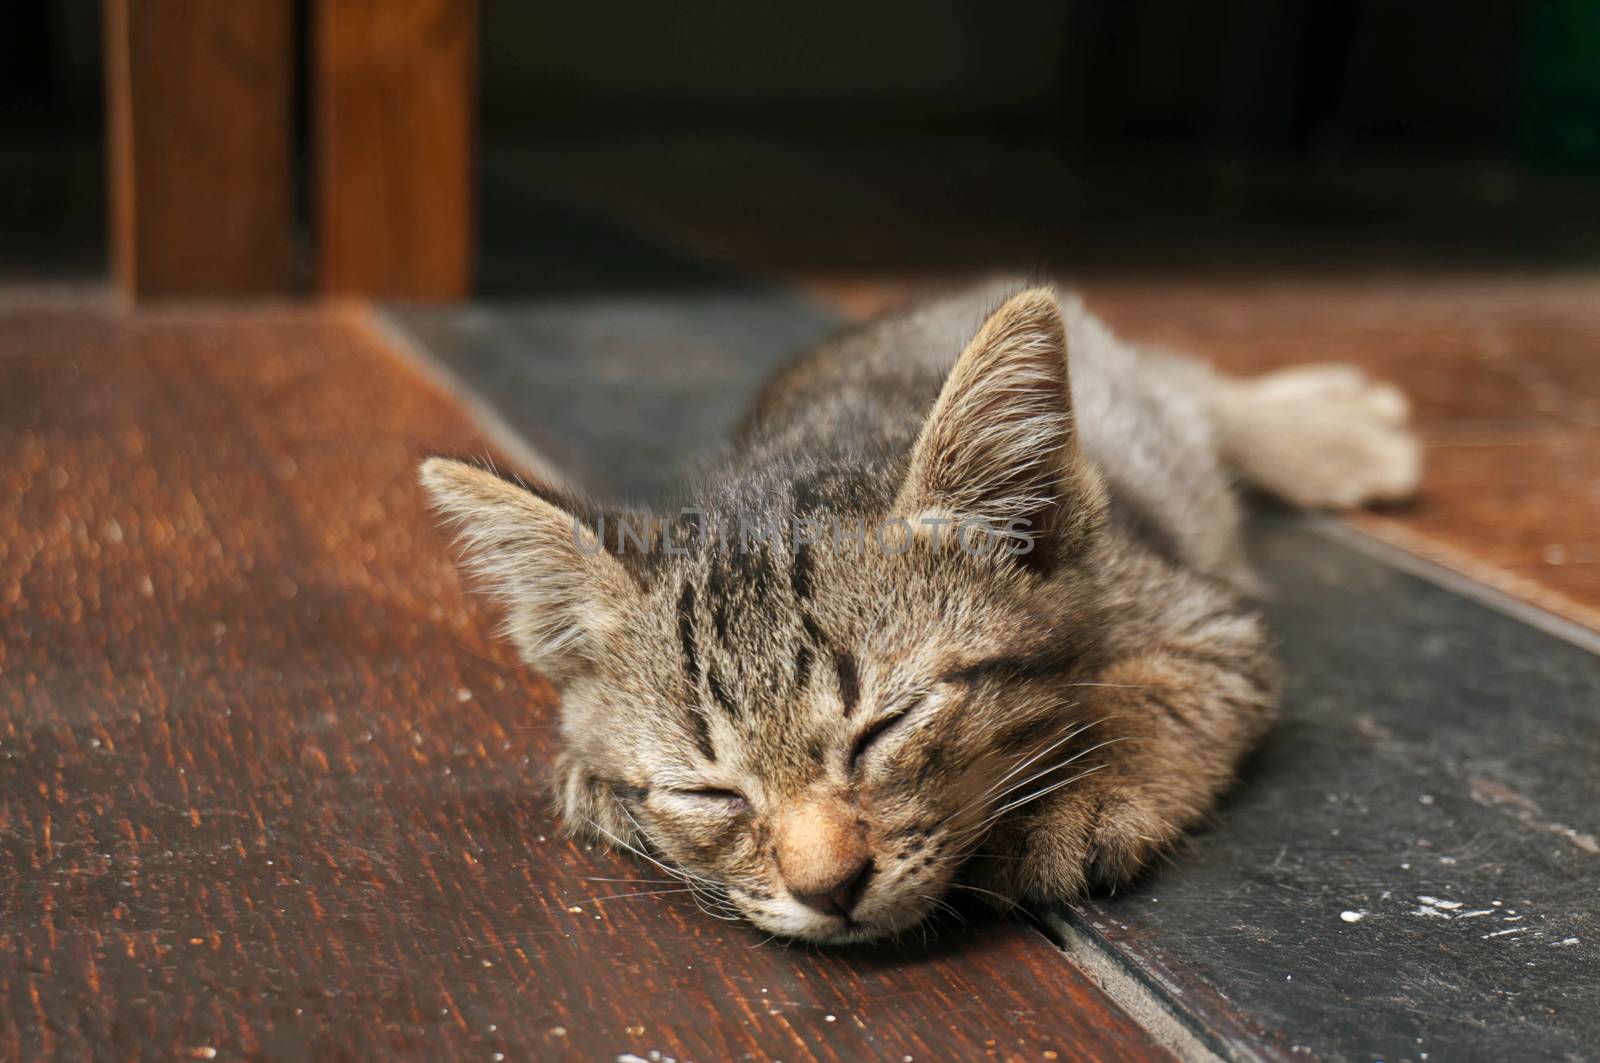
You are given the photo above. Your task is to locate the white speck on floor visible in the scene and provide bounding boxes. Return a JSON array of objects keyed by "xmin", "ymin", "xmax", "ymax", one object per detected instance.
[
  {"xmin": 1340, "ymin": 910, "xmax": 1366, "ymax": 923},
  {"xmin": 1554, "ymin": 937, "xmax": 1580, "ymax": 947},
  {"xmin": 1457, "ymin": 910, "xmax": 1494, "ymax": 918},
  {"xmin": 824, "ymin": 1014, "xmax": 837, "ymax": 1022},
  {"xmin": 1484, "ymin": 928, "xmax": 1523, "ymax": 938},
  {"xmin": 617, "ymin": 1055, "xmax": 649, "ymax": 1063},
  {"xmin": 1439, "ymin": 856, "xmax": 1458, "ymax": 865},
  {"xmin": 1417, "ymin": 896, "xmax": 1463, "ymax": 910},
  {"xmin": 567, "ymin": 906, "xmax": 583, "ymax": 913},
  {"xmin": 190, "ymin": 1050, "xmax": 218, "ymax": 1061},
  {"xmin": 1419, "ymin": 794, "xmax": 1435, "ymax": 805},
  {"xmin": 1412, "ymin": 906, "xmax": 1452, "ymax": 919},
  {"xmin": 456, "ymin": 688, "xmax": 473, "ymax": 702}
]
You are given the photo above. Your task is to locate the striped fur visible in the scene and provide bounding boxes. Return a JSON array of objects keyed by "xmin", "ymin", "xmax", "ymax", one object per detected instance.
[{"xmin": 421, "ymin": 282, "xmax": 1418, "ymax": 942}]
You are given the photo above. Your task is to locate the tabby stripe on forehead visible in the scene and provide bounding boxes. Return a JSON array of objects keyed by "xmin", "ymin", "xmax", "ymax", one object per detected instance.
[
  {"xmin": 706, "ymin": 666, "xmax": 739, "ymax": 718},
  {"xmin": 676, "ymin": 581, "xmax": 700, "ymax": 687},
  {"xmin": 687, "ymin": 706, "xmax": 718, "ymax": 762},
  {"xmin": 674, "ymin": 581, "xmax": 719, "ymax": 760},
  {"xmin": 790, "ymin": 541, "xmax": 813, "ymax": 601},
  {"xmin": 799, "ymin": 612, "xmax": 859, "ymax": 716},
  {"xmin": 794, "ymin": 642, "xmax": 814, "ymax": 694},
  {"xmin": 833, "ymin": 650, "xmax": 860, "ymax": 716},
  {"xmin": 706, "ymin": 563, "xmax": 729, "ymax": 644}
]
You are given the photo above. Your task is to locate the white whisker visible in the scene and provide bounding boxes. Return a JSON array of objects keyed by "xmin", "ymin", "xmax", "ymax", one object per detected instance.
[{"xmin": 585, "ymin": 887, "xmax": 698, "ymax": 904}]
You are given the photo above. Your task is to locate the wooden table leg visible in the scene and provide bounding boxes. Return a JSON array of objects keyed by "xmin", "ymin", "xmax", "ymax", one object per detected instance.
[
  {"xmin": 103, "ymin": 0, "xmax": 295, "ymax": 298},
  {"xmin": 314, "ymin": 0, "xmax": 477, "ymax": 300}
]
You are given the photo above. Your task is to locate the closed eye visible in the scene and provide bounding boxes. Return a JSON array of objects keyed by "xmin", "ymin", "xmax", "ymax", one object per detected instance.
[
  {"xmin": 849, "ymin": 704, "xmax": 917, "ymax": 772},
  {"xmin": 672, "ymin": 786, "xmax": 749, "ymax": 811}
]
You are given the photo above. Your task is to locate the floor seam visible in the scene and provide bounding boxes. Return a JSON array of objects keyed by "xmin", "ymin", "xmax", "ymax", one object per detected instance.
[{"xmin": 1310, "ymin": 516, "xmax": 1600, "ymax": 656}]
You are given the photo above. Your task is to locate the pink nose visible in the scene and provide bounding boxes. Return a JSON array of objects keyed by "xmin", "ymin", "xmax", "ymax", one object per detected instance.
[
  {"xmin": 775, "ymin": 798, "xmax": 873, "ymax": 919},
  {"xmin": 791, "ymin": 857, "xmax": 873, "ymax": 918}
]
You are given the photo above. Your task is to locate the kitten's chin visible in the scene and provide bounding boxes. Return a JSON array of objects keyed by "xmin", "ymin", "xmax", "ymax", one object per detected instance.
[{"xmin": 743, "ymin": 897, "xmax": 937, "ymax": 945}]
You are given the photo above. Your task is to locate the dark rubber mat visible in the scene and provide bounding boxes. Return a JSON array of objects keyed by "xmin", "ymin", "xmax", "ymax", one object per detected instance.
[{"xmin": 1069, "ymin": 514, "xmax": 1600, "ymax": 1062}]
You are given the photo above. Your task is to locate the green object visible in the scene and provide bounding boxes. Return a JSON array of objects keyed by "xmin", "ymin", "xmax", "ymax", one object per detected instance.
[{"xmin": 1521, "ymin": 0, "xmax": 1600, "ymax": 168}]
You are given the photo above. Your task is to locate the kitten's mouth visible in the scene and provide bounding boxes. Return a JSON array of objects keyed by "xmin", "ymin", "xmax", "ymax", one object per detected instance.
[{"xmin": 741, "ymin": 893, "xmax": 940, "ymax": 945}]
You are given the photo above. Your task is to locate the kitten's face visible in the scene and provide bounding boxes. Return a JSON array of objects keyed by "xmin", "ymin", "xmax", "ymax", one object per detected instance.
[
  {"xmin": 556, "ymin": 535, "xmax": 1104, "ymax": 942},
  {"xmin": 422, "ymin": 287, "xmax": 1109, "ymax": 943}
]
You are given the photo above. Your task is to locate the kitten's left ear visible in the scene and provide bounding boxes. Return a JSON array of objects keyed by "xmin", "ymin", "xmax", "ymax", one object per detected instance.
[
  {"xmin": 895, "ymin": 287, "xmax": 1106, "ymax": 556},
  {"xmin": 419, "ymin": 457, "xmax": 642, "ymax": 681}
]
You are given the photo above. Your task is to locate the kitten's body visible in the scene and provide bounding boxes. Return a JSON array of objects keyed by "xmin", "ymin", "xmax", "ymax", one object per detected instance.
[
  {"xmin": 736, "ymin": 281, "xmax": 1252, "ymax": 590},
  {"xmin": 423, "ymin": 282, "xmax": 1419, "ymax": 942}
]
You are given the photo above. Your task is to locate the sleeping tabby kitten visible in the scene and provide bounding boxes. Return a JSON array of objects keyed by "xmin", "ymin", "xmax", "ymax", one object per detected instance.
[{"xmin": 421, "ymin": 282, "xmax": 1419, "ymax": 943}]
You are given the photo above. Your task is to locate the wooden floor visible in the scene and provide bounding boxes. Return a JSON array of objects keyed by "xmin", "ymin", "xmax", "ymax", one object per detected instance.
[
  {"xmin": 0, "ymin": 297, "xmax": 1170, "ymax": 1061},
  {"xmin": 5, "ymin": 143, "xmax": 1600, "ymax": 1060}
]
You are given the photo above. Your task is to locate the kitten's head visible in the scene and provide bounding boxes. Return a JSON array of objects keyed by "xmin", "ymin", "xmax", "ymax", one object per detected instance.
[{"xmin": 422, "ymin": 289, "xmax": 1110, "ymax": 942}]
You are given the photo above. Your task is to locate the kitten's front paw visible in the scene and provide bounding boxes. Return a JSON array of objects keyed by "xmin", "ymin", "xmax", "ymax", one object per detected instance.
[
  {"xmin": 1083, "ymin": 792, "xmax": 1182, "ymax": 888},
  {"xmin": 1222, "ymin": 363, "xmax": 1422, "ymax": 511},
  {"xmin": 967, "ymin": 787, "xmax": 1176, "ymax": 907}
]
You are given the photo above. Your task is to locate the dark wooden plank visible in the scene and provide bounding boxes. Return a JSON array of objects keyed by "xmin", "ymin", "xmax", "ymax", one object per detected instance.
[
  {"xmin": 104, "ymin": 0, "xmax": 295, "ymax": 297},
  {"xmin": 0, "ymin": 299, "xmax": 1171, "ymax": 1063},
  {"xmin": 315, "ymin": 0, "xmax": 476, "ymax": 298}
]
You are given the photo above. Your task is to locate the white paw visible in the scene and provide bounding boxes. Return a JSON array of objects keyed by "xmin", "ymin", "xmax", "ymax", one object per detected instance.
[{"xmin": 1227, "ymin": 364, "xmax": 1422, "ymax": 511}]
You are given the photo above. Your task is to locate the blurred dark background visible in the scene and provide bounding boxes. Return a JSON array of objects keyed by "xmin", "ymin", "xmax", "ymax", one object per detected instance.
[{"xmin": 6, "ymin": 1, "xmax": 1600, "ymax": 286}]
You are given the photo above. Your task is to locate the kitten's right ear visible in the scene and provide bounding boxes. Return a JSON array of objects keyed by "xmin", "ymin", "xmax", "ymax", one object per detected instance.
[
  {"xmin": 419, "ymin": 457, "xmax": 640, "ymax": 682},
  {"xmin": 894, "ymin": 287, "xmax": 1106, "ymax": 556}
]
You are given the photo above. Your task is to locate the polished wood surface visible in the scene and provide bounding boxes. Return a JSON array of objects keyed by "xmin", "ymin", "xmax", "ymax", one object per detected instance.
[
  {"xmin": 103, "ymin": 0, "xmax": 295, "ymax": 297},
  {"xmin": 316, "ymin": 0, "xmax": 476, "ymax": 298},
  {"xmin": 1078, "ymin": 277, "xmax": 1600, "ymax": 633},
  {"xmin": 0, "ymin": 297, "xmax": 1171, "ymax": 1061}
]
